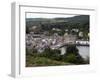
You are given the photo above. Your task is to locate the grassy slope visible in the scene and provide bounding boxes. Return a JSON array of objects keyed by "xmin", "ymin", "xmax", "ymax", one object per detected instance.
[{"xmin": 26, "ymin": 55, "xmax": 71, "ymax": 67}]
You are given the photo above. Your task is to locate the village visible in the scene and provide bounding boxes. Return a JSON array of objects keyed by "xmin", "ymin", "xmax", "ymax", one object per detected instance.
[{"xmin": 26, "ymin": 27, "xmax": 89, "ymax": 55}]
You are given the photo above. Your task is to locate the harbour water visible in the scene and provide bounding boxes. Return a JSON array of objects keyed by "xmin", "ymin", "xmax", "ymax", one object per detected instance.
[{"xmin": 77, "ymin": 46, "xmax": 89, "ymax": 60}]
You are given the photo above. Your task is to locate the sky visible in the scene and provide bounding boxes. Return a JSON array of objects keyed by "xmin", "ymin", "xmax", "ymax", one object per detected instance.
[{"xmin": 26, "ymin": 13, "xmax": 77, "ymax": 18}]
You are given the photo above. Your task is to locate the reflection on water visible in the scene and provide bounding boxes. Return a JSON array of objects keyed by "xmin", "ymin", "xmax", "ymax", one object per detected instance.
[{"xmin": 77, "ymin": 46, "xmax": 89, "ymax": 60}]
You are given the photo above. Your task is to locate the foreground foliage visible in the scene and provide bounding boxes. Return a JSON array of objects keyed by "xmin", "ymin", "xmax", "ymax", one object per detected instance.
[{"xmin": 26, "ymin": 45, "xmax": 89, "ymax": 67}]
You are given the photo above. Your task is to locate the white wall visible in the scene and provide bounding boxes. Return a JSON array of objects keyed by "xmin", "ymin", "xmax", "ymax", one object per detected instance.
[{"xmin": 0, "ymin": 0, "xmax": 100, "ymax": 80}]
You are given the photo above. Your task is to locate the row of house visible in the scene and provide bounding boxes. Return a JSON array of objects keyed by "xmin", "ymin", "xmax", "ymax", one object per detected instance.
[
  {"xmin": 26, "ymin": 32, "xmax": 77, "ymax": 53},
  {"xmin": 26, "ymin": 31, "xmax": 89, "ymax": 54}
]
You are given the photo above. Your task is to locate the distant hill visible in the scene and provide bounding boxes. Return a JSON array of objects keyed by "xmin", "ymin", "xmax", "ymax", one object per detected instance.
[{"xmin": 26, "ymin": 15, "xmax": 89, "ymax": 34}]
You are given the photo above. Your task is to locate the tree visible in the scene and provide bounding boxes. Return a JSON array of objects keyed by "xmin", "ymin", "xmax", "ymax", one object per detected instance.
[
  {"xmin": 66, "ymin": 45, "xmax": 79, "ymax": 55},
  {"xmin": 40, "ymin": 48, "xmax": 61, "ymax": 61},
  {"xmin": 63, "ymin": 45, "xmax": 85, "ymax": 64}
]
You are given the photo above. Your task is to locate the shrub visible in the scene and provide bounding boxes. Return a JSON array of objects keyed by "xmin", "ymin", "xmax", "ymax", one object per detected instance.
[
  {"xmin": 40, "ymin": 48, "xmax": 61, "ymax": 61},
  {"xmin": 64, "ymin": 53, "xmax": 78, "ymax": 63},
  {"xmin": 26, "ymin": 48, "xmax": 37, "ymax": 56},
  {"xmin": 63, "ymin": 45, "xmax": 85, "ymax": 64},
  {"xmin": 66, "ymin": 45, "xmax": 79, "ymax": 55}
]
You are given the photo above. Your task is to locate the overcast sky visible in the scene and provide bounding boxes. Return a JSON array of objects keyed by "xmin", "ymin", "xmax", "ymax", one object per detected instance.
[{"xmin": 26, "ymin": 13, "xmax": 77, "ymax": 18}]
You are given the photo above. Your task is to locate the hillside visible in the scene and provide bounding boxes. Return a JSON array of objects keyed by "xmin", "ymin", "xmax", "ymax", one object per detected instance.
[{"xmin": 26, "ymin": 15, "xmax": 89, "ymax": 39}]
